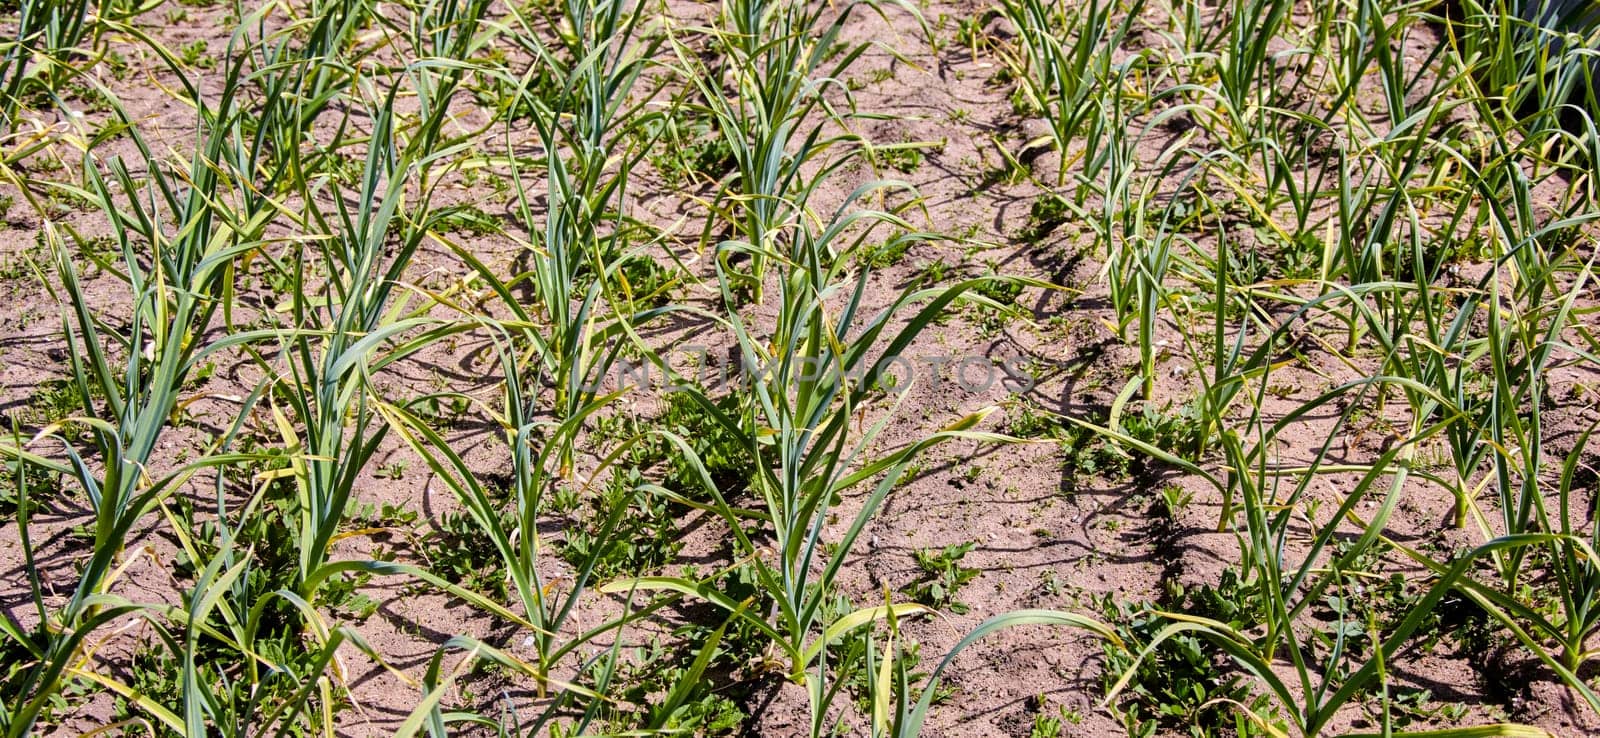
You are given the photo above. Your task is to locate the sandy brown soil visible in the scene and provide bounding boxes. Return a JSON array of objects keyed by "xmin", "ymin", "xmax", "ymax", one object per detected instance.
[{"xmin": 2, "ymin": 0, "xmax": 1599, "ymax": 736}]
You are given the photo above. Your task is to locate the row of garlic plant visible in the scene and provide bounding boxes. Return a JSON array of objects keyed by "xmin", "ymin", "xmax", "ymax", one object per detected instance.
[
  {"xmin": 970, "ymin": 0, "xmax": 1600, "ymax": 735},
  {"xmin": 0, "ymin": 0, "xmax": 518, "ymax": 733}
]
